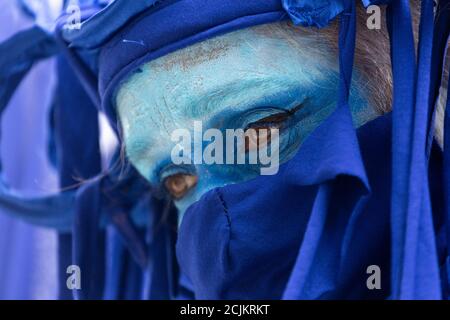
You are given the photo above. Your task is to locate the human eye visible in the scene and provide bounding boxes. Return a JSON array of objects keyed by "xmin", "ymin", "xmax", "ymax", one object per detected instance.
[{"xmin": 243, "ymin": 104, "xmax": 302, "ymax": 153}]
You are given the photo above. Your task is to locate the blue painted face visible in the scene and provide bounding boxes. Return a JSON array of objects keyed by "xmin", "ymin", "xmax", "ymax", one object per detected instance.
[{"xmin": 115, "ymin": 23, "xmax": 377, "ymax": 220}]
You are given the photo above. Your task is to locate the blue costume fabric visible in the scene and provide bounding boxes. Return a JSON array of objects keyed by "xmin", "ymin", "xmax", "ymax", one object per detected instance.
[{"xmin": 0, "ymin": 0, "xmax": 449, "ymax": 300}]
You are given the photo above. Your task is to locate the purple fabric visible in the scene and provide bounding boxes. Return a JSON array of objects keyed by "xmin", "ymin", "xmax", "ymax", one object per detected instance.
[{"xmin": 0, "ymin": 2, "xmax": 57, "ymax": 300}]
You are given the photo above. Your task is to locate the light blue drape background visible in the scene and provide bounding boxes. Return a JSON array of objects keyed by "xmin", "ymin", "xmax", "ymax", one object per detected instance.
[{"xmin": 0, "ymin": 0, "xmax": 58, "ymax": 300}]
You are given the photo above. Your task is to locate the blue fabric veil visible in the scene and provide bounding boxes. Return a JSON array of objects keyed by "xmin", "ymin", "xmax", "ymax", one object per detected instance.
[{"xmin": 0, "ymin": 0, "xmax": 449, "ymax": 299}]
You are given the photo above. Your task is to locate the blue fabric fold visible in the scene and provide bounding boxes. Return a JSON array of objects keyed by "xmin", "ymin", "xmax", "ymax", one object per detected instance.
[
  {"xmin": 0, "ymin": 26, "xmax": 58, "ymax": 117},
  {"xmin": 0, "ymin": 178, "xmax": 75, "ymax": 232},
  {"xmin": 52, "ymin": 52, "xmax": 103, "ymax": 299},
  {"xmin": 282, "ymin": 0, "xmax": 347, "ymax": 28},
  {"xmin": 176, "ymin": 109, "xmax": 393, "ymax": 300},
  {"xmin": 62, "ymin": 0, "xmax": 162, "ymax": 49},
  {"xmin": 72, "ymin": 177, "xmax": 105, "ymax": 300},
  {"xmin": 388, "ymin": 0, "xmax": 442, "ymax": 299},
  {"xmin": 0, "ymin": 27, "xmax": 77, "ymax": 233}
]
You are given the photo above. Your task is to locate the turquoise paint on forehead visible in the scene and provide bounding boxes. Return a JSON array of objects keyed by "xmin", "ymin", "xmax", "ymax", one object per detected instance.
[{"xmin": 115, "ymin": 23, "xmax": 377, "ymax": 219}]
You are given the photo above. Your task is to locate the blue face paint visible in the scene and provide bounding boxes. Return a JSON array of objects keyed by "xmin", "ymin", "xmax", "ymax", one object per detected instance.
[{"xmin": 116, "ymin": 23, "xmax": 377, "ymax": 219}]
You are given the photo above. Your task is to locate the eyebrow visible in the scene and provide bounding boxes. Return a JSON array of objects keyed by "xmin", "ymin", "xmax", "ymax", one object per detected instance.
[{"xmin": 180, "ymin": 76, "xmax": 306, "ymax": 119}]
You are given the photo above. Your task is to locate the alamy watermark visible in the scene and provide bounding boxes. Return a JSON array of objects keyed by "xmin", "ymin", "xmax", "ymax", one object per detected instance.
[
  {"xmin": 367, "ymin": 5, "xmax": 382, "ymax": 30},
  {"xmin": 366, "ymin": 265, "xmax": 381, "ymax": 290},
  {"xmin": 66, "ymin": 265, "xmax": 81, "ymax": 290},
  {"xmin": 170, "ymin": 121, "xmax": 280, "ymax": 175},
  {"xmin": 63, "ymin": 0, "xmax": 81, "ymax": 30}
]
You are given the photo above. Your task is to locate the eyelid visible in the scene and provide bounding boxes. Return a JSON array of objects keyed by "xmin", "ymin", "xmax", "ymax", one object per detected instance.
[
  {"xmin": 244, "ymin": 103, "xmax": 303, "ymax": 130},
  {"xmin": 247, "ymin": 113, "xmax": 289, "ymax": 127},
  {"xmin": 157, "ymin": 163, "xmax": 196, "ymax": 183}
]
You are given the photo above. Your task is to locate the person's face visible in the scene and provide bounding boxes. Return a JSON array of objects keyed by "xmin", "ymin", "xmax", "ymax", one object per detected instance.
[{"xmin": 116, "ymin": 23, "xmax": 376, "ymax": 219}]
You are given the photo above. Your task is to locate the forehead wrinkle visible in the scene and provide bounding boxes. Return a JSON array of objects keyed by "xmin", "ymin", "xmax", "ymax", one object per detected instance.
[
  {"xmin": 182, "ymin": 76, "xmax": 302, "ymax": 119},
  {"xmin": 156, "ymin": 95, "xmax": 177, "ymax": 137},
  {"xmin": 119, "ymin": 73, "xmax": 179, "ymax": 137},
  {"xmin": 156, "ymin": 55, "xmax": 326, "ymax": 121},
  {"xmin": 151, "ymin": 35, "xmax": 236, "ymax": 73},
  {"xmin": 125, "ymin": 97, "xmax": 160, "ymax": 132}
]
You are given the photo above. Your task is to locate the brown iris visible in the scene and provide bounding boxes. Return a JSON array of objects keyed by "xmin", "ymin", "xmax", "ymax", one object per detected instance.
[{"xmin": 164, "ymin": 174, "xmax": 198, "ymax": 199}]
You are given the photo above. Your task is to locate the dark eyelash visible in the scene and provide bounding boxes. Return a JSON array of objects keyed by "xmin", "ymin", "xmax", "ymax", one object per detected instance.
[
  {"xmin": 246, "ymin": 103, "xmax": 303, "ymax": 130},
  {"xmin": 286, "ymin": 103, "xmax": 303, "ymax": 116}
]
